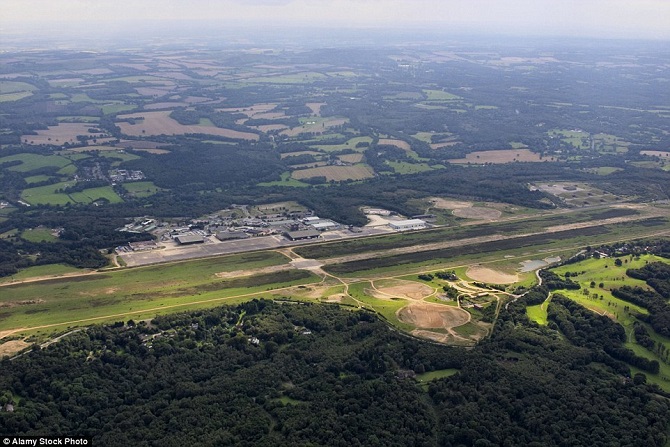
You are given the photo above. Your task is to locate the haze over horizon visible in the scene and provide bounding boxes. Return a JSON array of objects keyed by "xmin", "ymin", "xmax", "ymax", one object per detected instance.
[{"xmin": 2, "ymin": 0, "xmax": 670, "ymax": 44}]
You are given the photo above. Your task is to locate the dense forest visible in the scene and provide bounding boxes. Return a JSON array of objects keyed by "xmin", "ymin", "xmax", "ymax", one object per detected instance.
[{"xmin": 1, "ymin": 299, "xmax": 668, "ymax": 446}]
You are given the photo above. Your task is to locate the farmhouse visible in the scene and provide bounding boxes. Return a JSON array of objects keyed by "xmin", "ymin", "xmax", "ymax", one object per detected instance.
[
  {"xmin": 175, "ymin": 234, "xmax": 205, "ymax": 245},
  {"xmin": 389, "ymin": 219, "xmax": 427, "ymax": 231},
  {"xmin": 285, "ymin": 229, "xmax": 321, "ymax": 241}
]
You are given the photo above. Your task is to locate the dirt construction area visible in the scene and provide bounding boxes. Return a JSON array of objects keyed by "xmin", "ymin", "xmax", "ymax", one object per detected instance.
[
  {"xmin": 466, "ymin": 266, "xmax": 518, "ymax": 284},
  {"xmin": 375, "ymin": 280, "xmax": 434, "ymax": 300},
  {"xmin": 429, "ymin": 197, "xmax": 502, "ymax": 220},
  {"xmin": 397, "ymin": 303, "xmax": 469, "ymax": 329}
]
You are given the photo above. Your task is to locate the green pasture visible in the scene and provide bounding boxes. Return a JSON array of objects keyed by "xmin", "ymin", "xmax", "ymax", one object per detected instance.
[
  {"xmin": 0, "ymin": 81, "xmax": 37, "ymax": 94},
  {"xmin": 526, "ymin": 296, "xmax": 552, "ymax": 325},
  {"xmin": 423, "ymin": 89, "xmax": 462, "ymax": 101},
  {"xmin": 21, "ymin": 181, "xmax": 75, "ymax": 206},
  {"xmin": 415, "ymin": 368, "xmax": 459, "ymax": 384},
  {"xmin": 98, "ymin": 151, "xmax": 141, "ymax": 164},
  {"xmin": 550, "ymin": 255, "xmax": 667, "ymax": 290},
  {"xmin": 69, "ymin": 186, "xmax": 123, "ymax": 204},
  {"xmin": 0, "ymin": 153, "xmax": 72, "ymax": 173},
  {"xmin": 0, "ymin": 251, "xmax": 307, "ymax": 335},
  {"xmin": 21, "ymin": 227, "xmax": 58, "ymax": 243},
  {"xmin": 0, "ymin": 92, "xmax": 33, "ymax": 102},
  {"xmin": 122, "ymin": 181, "xmax": 163, "ymax": 198},
  {"xmin": 24, "ymin": 175, "xmax": 53, "ymax": 184},
  {"xmin": 20, "ymin": 183, "xmax": 123, "ymax": 206},
  {"xmin": 548, "ymin": 128, "xmax": 590, "ymax": 149},
  {"xmin": 386, "ymin": 161, "xmax": 438, "ymax": 174}
]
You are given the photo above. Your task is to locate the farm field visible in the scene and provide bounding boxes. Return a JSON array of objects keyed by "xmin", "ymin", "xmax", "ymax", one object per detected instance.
[
  {"xmin": 116, "ymin": 111, "xmax": 260, "ymax": 140},
  {"xmin": 449, "ymin": 149, "xmax": 554, "ymax": 164},
  {"xmin": 21, "ymin": 123, "xmax": 110, "ymax": 146},
  {"xmin": 291, "ymin": 164, "xmax": 374, "ymax": 181}
]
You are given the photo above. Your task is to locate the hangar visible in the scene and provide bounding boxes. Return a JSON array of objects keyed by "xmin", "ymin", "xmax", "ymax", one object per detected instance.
[
  {"xmin": 175, "ymin": 234, "xmax": 205, "ymax": 245},
  {"xmin": 389, "ymin": 219, "xmax": 426, "ymax": 231},
  {"xmin": 285, "ymin": 229, "xmax": 321, "ymax": 241}
]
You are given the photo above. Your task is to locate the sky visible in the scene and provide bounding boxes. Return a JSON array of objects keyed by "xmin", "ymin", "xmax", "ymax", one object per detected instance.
[{"xmin": 2, "ymin": 0, "xmax": 670, "ymax": 41}]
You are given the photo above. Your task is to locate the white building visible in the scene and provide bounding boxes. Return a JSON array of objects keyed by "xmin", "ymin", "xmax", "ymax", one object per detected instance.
[
  {"xmin": 312, "ymin": 221, "xmax": 339, "ymax": 231},
  {"xmin": 389, "ymin": 219, "xmax": 426, "ymax": 231}
]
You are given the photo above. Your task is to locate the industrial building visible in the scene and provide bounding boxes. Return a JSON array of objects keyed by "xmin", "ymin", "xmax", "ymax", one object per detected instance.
[
  {"xmin": 216, "ymin": 231, "xmax": 249, "ymax": 241},
  {"xmin": 174, "ymin": 234, "xmax": 205, "ymax": 245},
  {"xmin": 389, "ymin": 219, "xmax": 426, "ymax": 231},
  {"xmin": 285, "ymin": 229, "xmax": 321, "ymax": 241},
  {"xmin": 311, "ymin": 221, "xmax": 339, "ymax": 231}
]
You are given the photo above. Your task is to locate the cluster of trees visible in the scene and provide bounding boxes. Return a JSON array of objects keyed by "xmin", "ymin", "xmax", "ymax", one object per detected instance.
[{"xmin": 1, "ymin": 299, "xmax": 668, "ymax": 445}]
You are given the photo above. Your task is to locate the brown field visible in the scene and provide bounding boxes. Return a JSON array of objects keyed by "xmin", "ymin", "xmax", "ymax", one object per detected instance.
[
  {"xmin": 218, "ymin": 103, "xmax": 278, "ymax": 117},
  {"xmin": 116, "ymin": 111, "xmax": 259, "ymax": 140},
  {"xmin": 376, "ymin": 280, "xmax": 434, "ymax": 300},
  {"xmin": 291, "ymin": 164, "xmax": 374, "ymax": 181},
  {"xmin": 466, "ymin": 266, "xmax": 518, "ymax": 284},
  {"xmin": 641, "ymin": 150, "xmax": 670, "ymax": 158},
  {"xmin": 280, "ymin": 117, "xmax": 348, "ymax": 137},
  {"xmin": 378, "ymin": 138, "xmax": 411, "ymax": 151},
  {"xmin": 397, "ymin": 303, "xmax": 469, "ymax": 329},
  {"xmin": 0, "ymin": 339, "xmax": 29, "ymax": 357},
  {"xmin": 449, "ymin": 149, "xmax": 553, "ymax": 164},
  {"xmin": 306, "ymin": 102, "xmax": 326, "ymax": 116},
  {"xmin": 338, "ymin": 153, "xmax": 364, "ymax": 163},
  {"xmin": 252, "ymin": 124, "xmax": 289, "ymax": 133},
  {"xmin": 430, "ymin": 198, "xmax": 473, "ymax": 209},
  {"xmin": 22, "ymin": 123, "xmax": 109, "ymax": 145}
]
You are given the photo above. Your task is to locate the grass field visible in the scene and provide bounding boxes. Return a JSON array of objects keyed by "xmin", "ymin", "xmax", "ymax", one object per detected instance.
[
  {"xmin": 0, "ymin": 154, "xmax": 73, "ymax": 173},
  {"xmin": 0, "ymin": 264, "xmax": 82, "ymax": 283},
  {"xmin": 258, "ymin": 171, "xmax": 310, "ymax": 187},
  {"xmin": 0, "ymin": 251, "xmax": 302, "ymax": 335},
  {"xmin": 548, "ymin": 255, "xmax": 670, "ymax": 391},
  {"xmin": 291, "ymin": 164, "xmax": 374, "ymax": 181},
  {"xmin": 21, "ymin": 228, "xmax": 58, "ymax": 243},
  {"xmin": 423, "ymin": 89, "xmax": 462, "ymax": 101},
  {"xmin": 20, "ymin": 183, "xmax": 123, "ymax": 206},
  {"xmin": 122, "ymin": 181, "xmax": 164, "ymax": 198}
]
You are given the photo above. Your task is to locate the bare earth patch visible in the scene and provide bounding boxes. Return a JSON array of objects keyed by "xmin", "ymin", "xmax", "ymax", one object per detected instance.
[
  {"xmin": 376, "ymin": 280, "xmax": 434, "ymax": 300},
  {"xmin": 466, "ymin": 266, "xmax": 518, "ymax": 284},
  {"xmin": 429, "ymin": 198, "xmax": 473, "ymax": 209},
  {"xmin": 0, "ymin": 340, "xmax": 30, "ymax": 357},
  {"xmin": 398, "ymin": 303, "xmax": 469, "ymax": 329},
  {"xmin": 429, "ymin": 198, "xmax": 501, "ymax": 219}
]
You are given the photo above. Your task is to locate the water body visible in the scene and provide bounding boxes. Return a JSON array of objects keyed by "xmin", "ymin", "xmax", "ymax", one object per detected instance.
[{"xmin": 519, "ymin": 256, "xmax": 562, "ymax": 272}]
